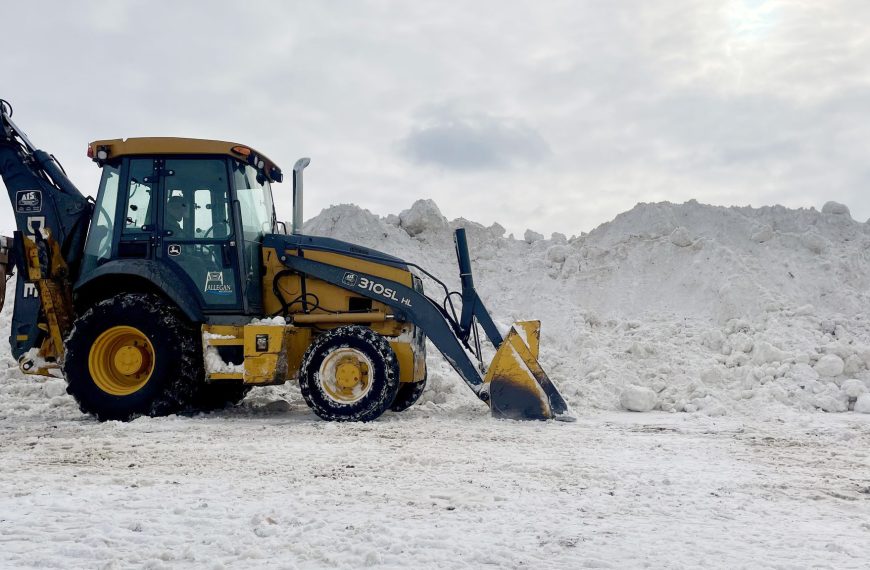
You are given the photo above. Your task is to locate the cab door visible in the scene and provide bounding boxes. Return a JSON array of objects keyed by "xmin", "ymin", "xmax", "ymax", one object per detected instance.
[
  {"xmin": 117, "ymin": 158, "xmax": 157, "ymax": 260},
  {"xmin": 157, "ymin": 157, "xmax": 242, "ymax": 311}
]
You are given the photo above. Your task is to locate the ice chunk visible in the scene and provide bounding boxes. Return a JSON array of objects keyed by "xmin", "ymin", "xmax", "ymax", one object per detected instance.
[
  {"xmin": 801, "ymin": 231, "xmax": 829, "ymax": 254},
  {"xmin": 398, "ymin": 199, "xmax": 448, "ymax": 236},
  {"xmin": 750, "ymin": 224, "xmax": 773, "ymax": 243},
  {"xmin": 524, "ymin": 229, "xmax": 543, "ymax": 243},
  {"xmin": 546, "ymin": 245, "xmax": 570, "ymax": 263},
  {"xmin": 670, "ymin": 226, "xmax": 693, "ymax": 247},
  {"xmin": 620, "ymin": 385, "xmax": 657, "ymax": 412},
  {"xmin": 840, "ymin": 379, "xmax": 867, "ymax": 399},
  {"xmin": 821, "ymin": 201, "xmax": 850, "ymax": 216},
  {"xmin": 752, "ymin": 341, "xmax": 790, "ymax": 364},
  {"xmin": 814, "ymin": 354, "xmax": 845, "ymax": 377}
]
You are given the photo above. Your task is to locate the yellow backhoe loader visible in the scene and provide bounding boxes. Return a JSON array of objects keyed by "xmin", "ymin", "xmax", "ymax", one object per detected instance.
[{"xmin": 0, "ymin": 100, "xmax": 573, "ymax": 422}]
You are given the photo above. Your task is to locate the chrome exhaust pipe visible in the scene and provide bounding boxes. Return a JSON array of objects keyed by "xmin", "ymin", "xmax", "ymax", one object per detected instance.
[{"xmin": 292, "ymin": 157, "xmax": 311, "ymax": 235}]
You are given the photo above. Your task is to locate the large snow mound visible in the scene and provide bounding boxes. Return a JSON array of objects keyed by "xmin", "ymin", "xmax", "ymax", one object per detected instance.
[{"xmin": 4, "ymin": 199, "xmax": 870, "ymax": 419}]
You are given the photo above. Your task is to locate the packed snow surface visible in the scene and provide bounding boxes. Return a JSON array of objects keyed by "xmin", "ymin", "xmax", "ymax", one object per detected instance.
[{"xmin": 1, "ymin": 198, "xmax": 870, "ymax": 568}]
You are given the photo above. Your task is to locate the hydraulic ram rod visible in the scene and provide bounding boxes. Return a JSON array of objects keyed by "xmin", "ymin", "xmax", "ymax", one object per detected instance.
[{"xmin": 0, "ymin": 235, "xmax": 10, "ymax": 313}]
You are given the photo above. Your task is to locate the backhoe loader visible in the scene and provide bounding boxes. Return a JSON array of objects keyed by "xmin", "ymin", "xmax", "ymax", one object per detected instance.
[{"xmin": 0, "ymin": 100, "xmax": 573, "ymax": 422}]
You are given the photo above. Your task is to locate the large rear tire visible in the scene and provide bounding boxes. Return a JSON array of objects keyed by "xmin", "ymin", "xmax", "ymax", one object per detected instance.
[
  {"xmin": 63, "ymin": 293, "xmax": 204, "ymax": 421},
  {"xmin": 299, "ymin": 325, "xmax": 400, "ymax": 422}
]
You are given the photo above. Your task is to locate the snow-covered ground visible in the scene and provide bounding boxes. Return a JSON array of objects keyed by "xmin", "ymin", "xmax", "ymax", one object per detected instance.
[{"xmin": 1, "ymin": 199, "xmax": 869, "ymax": 568}]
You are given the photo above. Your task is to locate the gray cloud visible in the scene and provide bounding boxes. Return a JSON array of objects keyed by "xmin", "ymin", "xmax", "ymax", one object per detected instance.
[
  {"xmin": 3, "ymin": 1, "xmax": 870, "ymax": 237},
  {"xmin": 401, "ymin": 107, "xmax": 550, "ymax": 171}
]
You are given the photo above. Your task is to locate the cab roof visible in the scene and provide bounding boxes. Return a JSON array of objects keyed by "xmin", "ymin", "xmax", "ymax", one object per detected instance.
[{"xmin": 87, "ymin": 137, "xmax": 283, "ymax": 182}]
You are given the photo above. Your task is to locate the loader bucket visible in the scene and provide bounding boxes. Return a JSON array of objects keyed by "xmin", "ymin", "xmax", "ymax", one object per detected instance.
[{"xmin": 484, "ymin": 321, "xmax": 575, "ymax": 421}]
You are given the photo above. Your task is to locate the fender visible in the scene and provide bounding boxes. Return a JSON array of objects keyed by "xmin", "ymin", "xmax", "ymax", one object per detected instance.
[{"xmin": 75, "ymin": 259, "xmax": 204, "ymax": 323}]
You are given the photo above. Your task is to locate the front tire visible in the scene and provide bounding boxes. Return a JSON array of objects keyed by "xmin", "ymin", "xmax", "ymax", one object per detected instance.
[
  {"xmin": 390, "ymin": 375, "xmax": 427, "ymax": 412},
  {"xmin": 299, "ymin": 325, "xmax": 400, "ymax": 422},
  {"xmin": 63, "ymin": 293, "xmax": 203, "ymax": 421}
]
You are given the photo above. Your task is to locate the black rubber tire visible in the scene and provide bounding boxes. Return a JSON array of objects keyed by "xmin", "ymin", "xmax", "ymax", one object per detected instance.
[
  {"xmin": 390, "ymin": 375, "xmax": 427, "ymax": 412},
  {"xmin": 299, "ymin": 325, "xmax": 400, "ymax": 422},
  {"xmin": 62, "ymin": 293, "xmax": 204, "ymax": 421},
  {"xmin": 192, "ymin": 383, "xmax": 252, "ymax": 411}
]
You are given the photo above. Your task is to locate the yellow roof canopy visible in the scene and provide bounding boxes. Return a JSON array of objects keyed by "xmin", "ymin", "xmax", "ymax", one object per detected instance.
[{"xmin": 88, "ymin": 137, "xmax": 283, "ymax": 182}]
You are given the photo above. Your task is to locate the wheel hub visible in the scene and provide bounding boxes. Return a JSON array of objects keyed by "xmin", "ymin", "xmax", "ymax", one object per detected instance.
[
  {"xmin": 319, "ymin": 348, "xmax": 372, "ymax": 403},
  {"xmin": 113, "ymin": 345, "xmax": 146, "ymax": 376},
  {"xmin": 336, "ymin": 358, "xmax": 364, "ymax": 388},
  {"xmin": 89, "ymin": 326, "xmax": 156, "ymax": 396}
]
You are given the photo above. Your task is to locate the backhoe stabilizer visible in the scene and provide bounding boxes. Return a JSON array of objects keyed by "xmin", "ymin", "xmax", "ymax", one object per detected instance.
[{"xmin": 484, "ymin": 321, "xmax": 575, "ymax": 421}]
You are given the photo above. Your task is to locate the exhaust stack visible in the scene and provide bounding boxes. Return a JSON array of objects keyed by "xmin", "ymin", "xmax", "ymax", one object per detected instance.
[{"xmin": 292, "ymin": 157, "xmax": 311, "ymax": 235}]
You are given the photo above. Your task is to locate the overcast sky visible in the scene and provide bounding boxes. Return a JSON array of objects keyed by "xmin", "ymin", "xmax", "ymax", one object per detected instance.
[{"xmin": 2, "ymin": 0, "xmax": 869, "ymax": 238}]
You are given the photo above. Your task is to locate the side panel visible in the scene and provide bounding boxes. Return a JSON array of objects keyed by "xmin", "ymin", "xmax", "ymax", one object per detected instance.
[{"xmin": 262, "ymin": 246, "xmax": 406, "ymax": 335}]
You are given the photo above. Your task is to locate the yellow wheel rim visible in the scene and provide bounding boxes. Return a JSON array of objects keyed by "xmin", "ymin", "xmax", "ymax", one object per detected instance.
[
  {"xmin": 88, "ymin": 326, "xmax": 156, "ymax": 396},
  {"xmin": 319, "ymin": 348, "xmax": 373, "ymax": 403}
]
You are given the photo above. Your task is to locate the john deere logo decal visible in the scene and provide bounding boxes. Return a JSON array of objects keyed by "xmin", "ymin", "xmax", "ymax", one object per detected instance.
[
  {"xmin": 167, "ymin": 244, "xmax": 181, "ymax": 256},
  {"xmin": 204, "ymin": 271, "xmax": 233, "ymax": 295},
  {"xmin": 16, "ymin": 190, "xmax": 42, "ymax": 213}
]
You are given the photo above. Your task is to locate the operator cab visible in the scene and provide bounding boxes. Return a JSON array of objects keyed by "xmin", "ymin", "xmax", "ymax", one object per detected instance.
[{"xmin": 81, "ymin": 138, "xmax": 283, "ymax": 315}]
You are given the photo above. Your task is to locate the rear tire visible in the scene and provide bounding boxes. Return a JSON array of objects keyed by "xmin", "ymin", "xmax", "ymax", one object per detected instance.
[
  {"xmin": 390, "ymin": 375, "xmax": 427, "ymax": 412},
  {"xmin": 63, "ymin": 293, "xmax": 203, "ymax": 421},
  {"xmin": 299, "ymin": 325, "xmax": 400, "ymax": 422}
]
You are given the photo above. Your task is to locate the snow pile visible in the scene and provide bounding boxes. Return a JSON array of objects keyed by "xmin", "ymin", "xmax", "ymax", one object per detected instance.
[
  {"xmin": 302, "ymin": 199, "xmax": 870, "ymax": 418},
  {"xmin": 3, "ymin": 198, "xmax": 870, "ymax": 419}
]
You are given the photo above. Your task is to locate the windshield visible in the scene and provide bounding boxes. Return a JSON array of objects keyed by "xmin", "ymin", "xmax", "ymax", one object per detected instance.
[
  {"xmin": 232, "ymin": 160, "xmax": 274, "ymax": 310},
  {"xmin": 232, "ymin": 161, "xmax": 274, "ymax": 239}
]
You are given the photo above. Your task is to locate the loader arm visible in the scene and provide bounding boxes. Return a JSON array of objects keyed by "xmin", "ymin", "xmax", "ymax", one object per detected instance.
[
  {"xmin": 279, "ymin": 253, "xmax": 487, "ymax": 392},
  {"xmin": 270, "ymin": 232, "xmax": 573, "ymax": 421},
  {"xmin": 0, "ymin": 100, "xmax": 92, "ymax": 364}
]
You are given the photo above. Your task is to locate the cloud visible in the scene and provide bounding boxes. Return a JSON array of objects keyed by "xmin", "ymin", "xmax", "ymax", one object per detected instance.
[
  {"xmin": 3, "ymin": 1, "xmax": 870, "ymax": 238},
  {"xmin": 400, "ymin": 106, "xmax": 550, "ymax": 171}
]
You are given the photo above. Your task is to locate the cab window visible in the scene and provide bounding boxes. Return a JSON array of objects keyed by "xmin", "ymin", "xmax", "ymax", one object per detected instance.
[
  {"xmin": 81, "ymin": 163, "xmax": 120, "ymax": 272},
  {"xmin": 123, "ymin": 158, "xmax": 154, "ymax": 233},
  {"xmin": 162, "ymin": 158, "xmax": 231, "ymax": 240},
  {"xmin": 233, "ymin": 162, "xmax": 274, "ymax": 239}
]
